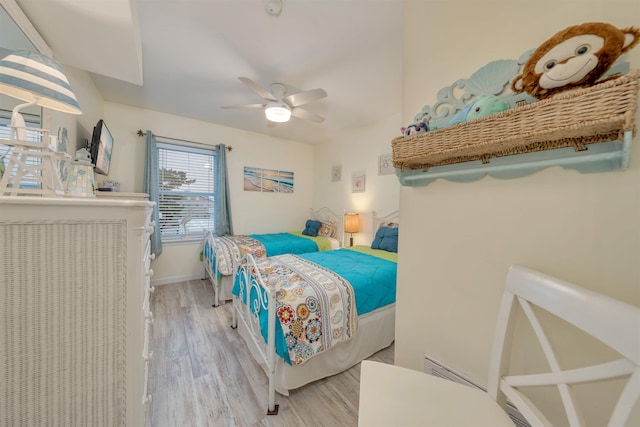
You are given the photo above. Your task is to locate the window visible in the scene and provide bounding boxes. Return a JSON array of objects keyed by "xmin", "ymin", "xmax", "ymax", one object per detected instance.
[
  {"xmin": 0, "ymin": 109, "xmax": 42, "ymax": 139},
  {"xmin": 156, "ymin": 140, "xmax": 216, "ymax": 242},
  {"xmin": 0, "ymin": 109, "xmax": 43, "ymax": 190}
]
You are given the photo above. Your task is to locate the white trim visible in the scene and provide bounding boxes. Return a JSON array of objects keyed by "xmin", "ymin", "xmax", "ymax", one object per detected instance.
[
  {"xmin": 0, "ymin": 0, "xmax": 52, "ymax": 58},
  {"xmin": 150, "ymin": 272, "xmax": 202, "ymax": 287}
]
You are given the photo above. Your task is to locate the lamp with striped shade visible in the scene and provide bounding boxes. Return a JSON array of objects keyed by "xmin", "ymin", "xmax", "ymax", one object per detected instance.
[
  {"xmin": 0, "ymin": 50, "xmax": 81, "ymax": 196},
  {"xmin": 0, "ymin": 49, "xmax": 81, "ymax": 138}
]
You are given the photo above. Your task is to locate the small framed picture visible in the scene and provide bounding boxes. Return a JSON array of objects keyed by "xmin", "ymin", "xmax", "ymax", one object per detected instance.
[
  {"xmin": 331, "ymin": 165, "xmax": 342, "ymax": 182},
  {"xmin": 378, "ymin": 153, "xmax": 394, "ymax": 175},
  {"xmin": 352, "ymin": 171, "xmax": 366, "ymax": 193}
]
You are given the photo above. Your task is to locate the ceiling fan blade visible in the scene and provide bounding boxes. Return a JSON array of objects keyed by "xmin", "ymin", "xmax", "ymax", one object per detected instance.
[
  {"xmin": 291, "ymin": 107, "xmax": 325, "ymax": 123},
  {"xmin": 221, "ymin": 103, "xmax": 266, "ymax": 109},
  {"xmin": 238, "ymin": 77, "xmax": 277, "ymax": 101},
  {"xmin": 283, "ymin": 88, "xmax": 327, "ymax": 107}
]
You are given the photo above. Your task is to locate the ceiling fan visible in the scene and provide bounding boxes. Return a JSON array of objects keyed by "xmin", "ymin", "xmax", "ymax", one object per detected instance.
[{"xmin": 222, "ymin": 77, "xmax": 327, "ymax": 124}]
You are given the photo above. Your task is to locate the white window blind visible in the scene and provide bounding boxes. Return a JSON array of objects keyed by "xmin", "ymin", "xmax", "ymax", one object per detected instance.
[
  {"xmin": 0, "ymin": 109, "xmax": 43, "ymax": 190},
  {"xmin": 0, "ymin": 109, "xmax": 42, "ymax": 139},
  {"xmin": 156, "ymin": 140, "xmax": 216, "ymax": 241}
]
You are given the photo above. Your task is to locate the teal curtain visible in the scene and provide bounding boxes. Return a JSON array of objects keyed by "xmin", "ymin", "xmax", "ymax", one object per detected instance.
[
  {"xmin": 143, "ymin": 130, "xmax": 162, "ymax": 256},
  {"xmin": 214, "ymin": 144, "xmax": 233, "ymax": 236}
]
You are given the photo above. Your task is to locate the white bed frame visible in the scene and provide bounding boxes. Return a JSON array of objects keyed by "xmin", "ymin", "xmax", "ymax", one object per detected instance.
[
  {"xmin": 202, "ymin": 207, "xmax": 341, "ymax": 307},
  {"xmin": 231, "ymin": 210, "xmax": 400, "ymax": 415}
]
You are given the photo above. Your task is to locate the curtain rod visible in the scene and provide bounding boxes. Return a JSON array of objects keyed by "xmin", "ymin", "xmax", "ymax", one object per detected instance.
[{"xmin": 136, "ymin": 129, "xmax": 232, "ymax": 151}]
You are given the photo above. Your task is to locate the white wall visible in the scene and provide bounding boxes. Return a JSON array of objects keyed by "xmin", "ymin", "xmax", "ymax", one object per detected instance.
[
  {"xmin": 313, "ymin": 113, "xmax": 402, "ymax": 245},
  {"xmin": 16, "ymin": 57, "xmax": 316, "ymax": 285},
  {"xmin": 103, "ymin": 102, "xmax": 315, "ymax": 283},
  {"xmin": 50, "ymin": 65, "xmax": 104, "ymax": 155},
  {"xmin": 398, "ymin": 1, "xmax": 640, "ymax": 424}
]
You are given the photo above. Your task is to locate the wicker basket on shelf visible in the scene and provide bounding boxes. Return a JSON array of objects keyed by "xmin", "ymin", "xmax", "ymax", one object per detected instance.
[{"xmin": 392, "ymin": 70, "xmax": 640, "ymax": 171}]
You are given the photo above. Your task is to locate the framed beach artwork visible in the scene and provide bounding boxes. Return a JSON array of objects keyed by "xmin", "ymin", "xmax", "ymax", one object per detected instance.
[
  {"xmin": 277, "ymin": 170, "xmax": 294, "ymax": 193},
  {"xmin": 244, "ymin": 166, "xmax": 294, "ymax": 193},
  {"xmin": 352, "ymin": 171, "xmax": 366, "ymax": 193},
  {"xmin": 378, "ymin": 153, "xmax": 394, "ymax": 175}
]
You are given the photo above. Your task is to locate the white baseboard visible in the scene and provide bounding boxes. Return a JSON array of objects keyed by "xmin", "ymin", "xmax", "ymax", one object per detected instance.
[{"xmin": 151, "ymin": 272, "xmax": 204, "ymax": 286}]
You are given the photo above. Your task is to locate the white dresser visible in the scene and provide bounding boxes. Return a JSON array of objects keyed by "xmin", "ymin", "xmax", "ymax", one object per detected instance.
[
  {"xmin": 96, "ymin": 191, "xmax": 149, "ymax": 201},
  {"xmin": 0, "ymin": 196, "xmax": 155, "ymax": 427}
]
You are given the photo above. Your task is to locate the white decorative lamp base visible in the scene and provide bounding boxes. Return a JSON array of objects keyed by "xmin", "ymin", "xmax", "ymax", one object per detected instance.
[{"xmin": 0, "ymin": 126, "xmax": 69, "ymax": 197}]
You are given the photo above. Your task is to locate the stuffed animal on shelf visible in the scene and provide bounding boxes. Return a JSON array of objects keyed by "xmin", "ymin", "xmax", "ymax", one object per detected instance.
[
  {"xmin": 447, "ymin": 95, "xmax": 510, "ymax": 126},
  {"xmin": 400, "ymin": 118, "xmax": 429, "ymax": 137},
  {"xmin": 512, "ymin": 22, "xmax": 640, "ymax": 100}
]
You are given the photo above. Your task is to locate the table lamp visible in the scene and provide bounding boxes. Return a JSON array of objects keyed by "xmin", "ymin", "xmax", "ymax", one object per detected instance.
[
  {"xmin": 0, "ymin": 49, "xmax": 82, "ymax": 196},
  {"xmin": 344, "ymin": 213, "xmax": 360, "ymax": 247}
]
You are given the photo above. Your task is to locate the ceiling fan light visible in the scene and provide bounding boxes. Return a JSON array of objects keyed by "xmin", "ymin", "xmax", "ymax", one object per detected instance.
[{"xmin": 265, "ymin": 104, "xmax": 291, "ymax": 122}]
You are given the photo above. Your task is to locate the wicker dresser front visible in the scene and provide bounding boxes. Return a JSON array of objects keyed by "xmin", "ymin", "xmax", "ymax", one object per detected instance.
[{"xmin": 0, "ymin": 197, "xmax": 154, "ymax": 427}]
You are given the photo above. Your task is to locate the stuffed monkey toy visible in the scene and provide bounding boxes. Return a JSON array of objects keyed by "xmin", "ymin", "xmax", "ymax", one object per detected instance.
[{"xmin": 512, "ymin": 22, "xmax": 640, "ymax": 99}]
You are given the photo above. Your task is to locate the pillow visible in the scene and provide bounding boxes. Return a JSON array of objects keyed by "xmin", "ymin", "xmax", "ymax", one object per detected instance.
[
  {"xmin": 378, "ymin": 221, "xmax": 398, "ymax": 230},
  {"xmin": 371, "ymin": 226, "xmax": 399, "ymax": 253},
  {"xmin": 302, "ymin": 219, "xmax": 323, "ymax": 237},
  {"xmin": 317, "ymin": 220, "xmax": 336, "ymax": 238}
]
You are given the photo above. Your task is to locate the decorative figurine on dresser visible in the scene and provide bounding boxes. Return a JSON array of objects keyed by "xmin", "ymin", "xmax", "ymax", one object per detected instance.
[
  {"xmin": 66, "ymin": 147, "xmax": 96, "ymax": 197},
  {"xmin": 57, "ymin": 127, "xmax": 70, "ymax": 184}
]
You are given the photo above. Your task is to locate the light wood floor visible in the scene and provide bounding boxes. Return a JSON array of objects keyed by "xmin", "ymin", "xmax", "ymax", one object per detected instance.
[{"xmin": 146, "ymin": 279, "xmax": 394, "ymax": 427}]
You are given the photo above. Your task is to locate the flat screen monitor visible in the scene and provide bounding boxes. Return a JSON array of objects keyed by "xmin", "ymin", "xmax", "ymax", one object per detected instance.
[{"xmin": 90, "ymin": 119, "xmax": 113, "ymax": 176}]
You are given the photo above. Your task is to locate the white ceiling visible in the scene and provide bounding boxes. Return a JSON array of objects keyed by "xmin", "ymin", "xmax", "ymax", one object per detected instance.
[{"xmin": 11, "ymin": 0, "xmax": 403, "ymax": 144}]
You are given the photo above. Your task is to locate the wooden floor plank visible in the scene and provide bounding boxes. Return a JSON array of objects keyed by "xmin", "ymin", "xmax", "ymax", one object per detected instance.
[{"xmin": 147, "ymin": 280, "xmax": 394, "ymax": 427}]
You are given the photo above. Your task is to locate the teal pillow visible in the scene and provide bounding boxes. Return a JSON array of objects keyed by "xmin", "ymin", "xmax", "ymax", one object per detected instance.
[
  {"xmin": 371, "ymin": 226, "xmax": 399, "ymax": 253},
  {"xmin": 302, "ymin": 219, "xmax": 322, "ymax": 237}
]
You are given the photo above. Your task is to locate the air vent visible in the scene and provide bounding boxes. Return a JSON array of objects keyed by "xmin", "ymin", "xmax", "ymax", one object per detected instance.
[{"xmin": 424, "ymin": 355, "xmax": 530, "ymax": 427}]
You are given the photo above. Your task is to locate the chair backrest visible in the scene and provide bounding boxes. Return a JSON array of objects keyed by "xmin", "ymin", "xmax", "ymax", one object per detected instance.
[{"xmin": 487, "ymin": 265, "xmax": 640, "ymax": 427}]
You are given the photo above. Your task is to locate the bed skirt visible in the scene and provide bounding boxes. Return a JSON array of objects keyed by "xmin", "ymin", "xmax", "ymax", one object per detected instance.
[
  {"xmin": 236, "ymin": 303, "xmax": 395, "ymax": 395},
  {"xmin": 218, "ymin": 275, "xmax": 234, "ymax": 303}
]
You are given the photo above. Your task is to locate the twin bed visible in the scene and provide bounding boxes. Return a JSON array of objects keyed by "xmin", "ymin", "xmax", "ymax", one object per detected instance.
[
  {"xmin": 229, "ymin": 210, "xmax": 399, "ymax": 414},
  {"xmin": 202, "ymin": 207, "xmax": 341, "ymax": 306}
]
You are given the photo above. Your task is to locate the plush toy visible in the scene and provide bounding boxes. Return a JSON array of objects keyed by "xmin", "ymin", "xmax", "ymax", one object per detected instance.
[
  {"xmin": 512, "ymin": 22, "xmax": 640, "ymax": 100},
  {"xmin": 400, "ymin": 118, "xmax": 429, "ymax": 137},
  {"xmin": 447, "ymin": 95, "xmax": 510, "ymax": 126}
]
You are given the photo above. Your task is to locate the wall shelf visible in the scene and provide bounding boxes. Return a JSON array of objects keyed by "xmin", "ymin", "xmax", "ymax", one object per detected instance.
[
  {"xmin": 396, "ymin": 135, "xmax": 631, "ymax": 187},
  {"xmin": 392, "ymin": 54, "xmax": 639, "ymax": 187}
]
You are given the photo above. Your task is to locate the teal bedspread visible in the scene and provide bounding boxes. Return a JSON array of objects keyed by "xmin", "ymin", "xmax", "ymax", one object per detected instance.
[
  {"xmin": 250, "ymin": 232, "xmax": 319, "ymax": 255},
  {"xmin": 298, "ymin": 248, "xmax": 397, "ymax": 315},
  {"xmin": 233, "ymin": 248, "xmax": 396, "ymax": 364}
]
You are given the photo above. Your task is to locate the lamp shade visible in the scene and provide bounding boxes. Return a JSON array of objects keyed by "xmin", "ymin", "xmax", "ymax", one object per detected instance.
[
  {"xmin": 344, "ymin": 213, "xmax": 360, "ymax": 234},
  {"xmin": 265, "ymin": 103, "xmax": 291, "ymax": 122},
  {"xmin": 0, "ymin": 49, "xmax": 81, "ymax": 114}
]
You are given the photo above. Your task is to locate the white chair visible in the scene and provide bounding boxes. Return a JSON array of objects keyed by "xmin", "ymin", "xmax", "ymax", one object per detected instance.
[{"xmin": 358, "ymin": 265, "xmax": 640, "ymax": 427}]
